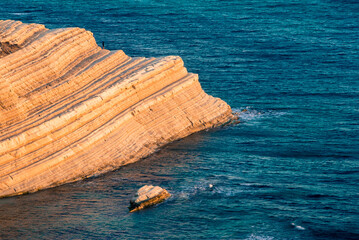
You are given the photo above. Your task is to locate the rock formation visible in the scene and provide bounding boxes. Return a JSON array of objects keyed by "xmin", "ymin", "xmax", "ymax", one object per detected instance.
[
  {"xmin": 129, "ymin": 185, "xmax": 171, "ymax": 212},
  {"xmin": 0, "ymin": 20, "xmax": 235, "ymax": 198}
]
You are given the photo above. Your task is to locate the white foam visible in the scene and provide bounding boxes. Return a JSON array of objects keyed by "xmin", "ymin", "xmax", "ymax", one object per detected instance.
[
  {"xmin": 245, "ymin": 234, "xmax": 274, "ymax": 240},
  {"xmin": 175, "ymin": 181, "xmax": 245, "ymax": 200},
  {"xmin": 291, "ymin": 223, "xmax": 305, "ymax": 231},
  {"xmin": 10, "ymin": 12, "xmax": 30, "ymax": 16},
  {"xmin": 232, "ymin": 107, "xmax": 287, "ymax": 123}
]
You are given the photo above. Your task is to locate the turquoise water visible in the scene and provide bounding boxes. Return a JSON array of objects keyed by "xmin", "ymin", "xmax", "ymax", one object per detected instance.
[{"xmin": 1, "ymin": 1, "xmax": 358, "ymax": 239}]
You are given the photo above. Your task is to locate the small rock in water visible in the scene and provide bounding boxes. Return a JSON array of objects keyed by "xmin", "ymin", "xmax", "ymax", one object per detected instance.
[{"xmin": 129, "ymin": 185, "xmax": 171, "ymax": 212}]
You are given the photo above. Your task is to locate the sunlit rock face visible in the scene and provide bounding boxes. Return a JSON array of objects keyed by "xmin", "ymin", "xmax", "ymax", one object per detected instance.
[
  {"xmin": 0, "ymin": 20, "xmax": 234, "ymax": 198},
  {"xmin": 129, "ymin": 185, "xmax": 171, "ymax": 212}
]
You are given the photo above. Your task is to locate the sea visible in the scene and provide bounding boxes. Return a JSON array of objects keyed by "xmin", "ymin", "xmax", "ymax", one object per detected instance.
[{"xmin": 0, "ymin": 0, "xmax": 358, "ymax": 239}]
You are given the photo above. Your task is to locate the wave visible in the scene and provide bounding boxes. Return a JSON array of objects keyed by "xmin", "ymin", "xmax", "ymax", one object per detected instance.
[
  {"xmin": 245, "ymin": 234, "xmax": 274, "ymax": 240},
  {"xmin": 174, "ymin": 181, "xmax": 245, "ymax": 200},
  {"xmin": 10, "ymin": 12, "xmax": 30, "ymax": 16},
  {"xmin": 232, "ymin": 107, "xmax": 287, "ymax": 122},
  {"xmin": 173, "ymin": 177, "xmax": 278, "ymax": 201},
  {"xmin": 291, "ymin": 223, "xmax": 306, "ymax": 231},
  {"xmin": 240, "ymin": 182, "xmax": 273, "ymax": 189}
]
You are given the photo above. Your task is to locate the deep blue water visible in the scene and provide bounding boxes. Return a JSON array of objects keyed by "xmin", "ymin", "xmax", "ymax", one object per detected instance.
[{"xmin": 1, "ymin": 0, "xmax": 359, "ymax": 239}]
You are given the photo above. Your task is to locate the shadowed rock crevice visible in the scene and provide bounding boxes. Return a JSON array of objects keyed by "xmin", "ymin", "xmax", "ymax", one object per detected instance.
[
  {"xmin": 0, "ymin": 20, "xmax": 46, "ymax": 58},
  {"xmin": 0, "ymin": 42, "xmax": 20, "ymax": 57}
]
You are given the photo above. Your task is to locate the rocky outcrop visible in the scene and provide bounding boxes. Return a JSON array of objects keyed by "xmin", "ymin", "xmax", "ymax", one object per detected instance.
[
  {"xmin": 0, "ymin": 20, "xmax": 235, "ymax": 198},
  {"xmin": 129, "ymin": 185, "xmax": 171, "ymax": 212}
]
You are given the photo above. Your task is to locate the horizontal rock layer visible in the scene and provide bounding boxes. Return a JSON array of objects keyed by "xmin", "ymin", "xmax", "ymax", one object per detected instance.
[{"xmin": 0, "ymin": 20, "xmax": 234, "ymax": 198}]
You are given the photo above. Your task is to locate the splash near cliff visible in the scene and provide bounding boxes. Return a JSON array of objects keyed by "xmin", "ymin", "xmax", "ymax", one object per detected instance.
[{"xmin": 0, "ymin": 20, "xmax": 234, "ymax": 198}]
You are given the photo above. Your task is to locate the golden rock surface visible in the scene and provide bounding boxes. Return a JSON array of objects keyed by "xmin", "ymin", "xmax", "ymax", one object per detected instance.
[
  {"xmin": 0, "ymin": 20, "xmax": 234, "ymax": 198},
  {"xmin": 129, "ymin": 185, "xmax": 171, "ymax": 212}
]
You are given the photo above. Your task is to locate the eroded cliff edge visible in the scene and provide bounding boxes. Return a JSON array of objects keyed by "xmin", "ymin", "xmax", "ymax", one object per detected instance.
[{"xmin": 0, "ymin": 20, "xmax": 235, "ymax": 198}]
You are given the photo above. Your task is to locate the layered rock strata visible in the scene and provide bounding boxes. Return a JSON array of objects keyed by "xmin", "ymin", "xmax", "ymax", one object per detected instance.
[{"xmin": 0, "ymin": 20, "xmax": 235, "ymax": 198}]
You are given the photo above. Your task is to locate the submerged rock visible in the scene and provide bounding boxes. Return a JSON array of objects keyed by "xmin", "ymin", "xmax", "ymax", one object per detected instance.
[{"xmin": 129, "ymin": 185, "xmax": 171, "ymax": 212}]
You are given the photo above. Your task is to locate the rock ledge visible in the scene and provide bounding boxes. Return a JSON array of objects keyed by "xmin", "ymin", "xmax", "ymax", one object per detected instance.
[{"xmin": 0, "ymin": 20, "xmax": 235, "ymax": 198}]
